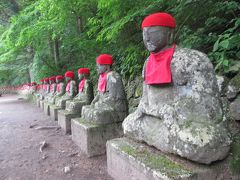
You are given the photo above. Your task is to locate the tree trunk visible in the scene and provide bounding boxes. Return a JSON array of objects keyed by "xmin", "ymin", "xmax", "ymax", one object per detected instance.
[
  {"xmin": 48, "ymin": 38, "xmax": 55, "ymax": 61},
  {"xmin": 53, "ymin": 39, "xmax": 60, "ymax": 67},
  {"xmin": 77, "ymin": 16, "xmax": 82, "ymax": 34}
]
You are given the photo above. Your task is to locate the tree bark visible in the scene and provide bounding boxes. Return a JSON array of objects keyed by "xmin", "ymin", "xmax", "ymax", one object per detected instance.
[
  {"xmin": 53, "ymin": 38, "xmax": 60, "ymax": 67},
  {"xmin": 77, "ymin": 16, "xmax": 82, "ymax": 34}
]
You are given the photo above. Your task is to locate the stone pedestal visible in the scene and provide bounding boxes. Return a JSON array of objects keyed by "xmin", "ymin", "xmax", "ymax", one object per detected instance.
[
  {"xmin": 36, "ymin": 99, "xmax": 40, "ymax": 107},
  {"xmin": 40, "ymin": 100, "xmax": 44, "ymax": 110},
  {"xmin": 71, "ymin": 118, "xmax": 123, "ymax": 157},
  {"xmin": 107, "ymin": 138, "xmax": 232, "ymax": 180},
  {"xmin": 58, "ymin": 110, "xmax": 80, "ymax": 134},
  {"xmin": 43, "ymin": 102, "xmax": 50, "ymax": 116},
  {"xmin": 49, "ymin": 105, "xmax": 62, "ymax": 121},
  {"xmin": 32, "ymin": 95, "xmax": 37, "ymax": 105}
]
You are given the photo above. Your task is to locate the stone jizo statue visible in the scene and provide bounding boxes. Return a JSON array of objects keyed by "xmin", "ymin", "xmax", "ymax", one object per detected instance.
[
  {"xmin": 49, "ymin": 75, "xmax": 65, "ymax": 104},
  {"xmin": 45, "ymin": 76, "xmax": 56, "ymax": 101},
  {"xmin": 122, "ymin": 12, "xmax": 231, "ymax": 164},
  {"xmin": 55, "ymin": 71, "xmax": 77, "ymax": 108},
  {"xmin": 65, "ymin": 68, "xmax": 94, "ymax": 114},
  {"xmin": 81, "ymin": 54, "xmax": 128, "ymax": 124},
  {"xmin": 30, "ymin": 82, "xmax": 37, "ymax": 94},
  {"xmin": 39, "ymin": 78, "xmax": 50, "ymax": 100}
]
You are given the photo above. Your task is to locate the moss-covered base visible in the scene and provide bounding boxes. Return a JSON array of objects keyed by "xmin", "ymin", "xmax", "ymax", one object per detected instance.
[
  {"xmin": 71, "ymin": 118, "xmax": 123, "ymax": 157},
  {"xmin": 75, "ymin": 118, "xmax": 101, "ymax": 128},
  {"xmin": 107, "ymin": 137, "xmax": 236, "ymax": 180}
]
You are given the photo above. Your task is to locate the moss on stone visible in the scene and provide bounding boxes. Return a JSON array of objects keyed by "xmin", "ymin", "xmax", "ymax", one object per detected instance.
[
  {"xmin": 229, "ymin": 74, "xmax": 240, "ymax": 89},
  {"xmin": 121, "ymin": 144, "xmax": 193, "ymax": 178},
  {"xmin": 77, "ymin": 118, "xmax": 99, "ymax": 128},
  {"xmin": 229, "ymin": 133, "xmax": 240, "ymax": 175}
]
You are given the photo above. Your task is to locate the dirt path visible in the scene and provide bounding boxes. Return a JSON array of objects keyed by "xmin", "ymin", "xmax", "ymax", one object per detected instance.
[{"xmin": 0, "ymin": 94, "xmax": 112, "ymax": 180}]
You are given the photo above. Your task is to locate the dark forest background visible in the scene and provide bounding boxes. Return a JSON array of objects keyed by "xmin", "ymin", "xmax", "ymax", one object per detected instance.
[{"xmin": 0, "ymin": 0, "xmax": 239, "ymax": 85}]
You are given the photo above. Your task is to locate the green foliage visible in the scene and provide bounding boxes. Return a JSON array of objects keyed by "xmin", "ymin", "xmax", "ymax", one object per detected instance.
[{"xmin": 0, "ymin": 0, "xmax": 239, "ymax": 85}]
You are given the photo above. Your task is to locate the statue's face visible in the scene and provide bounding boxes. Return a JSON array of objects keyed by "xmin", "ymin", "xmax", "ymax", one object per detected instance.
[
  {"xmin": 143, "ymin": 26, "xmax": 171, "ymax": 53},
  {"xmin": 56, "ymin": 79, "xmax": 62, "ymax": 83},
  {"xmin": 78, "ymin": 74, "xmax": 84, "ymax": 81},
  {"xmin": 96, "ymin": 64, "xmax": 109, "ymax": 74},
  {"xmin": 65, "ymin": 77, "xmax": 71, "ymax": 82}
]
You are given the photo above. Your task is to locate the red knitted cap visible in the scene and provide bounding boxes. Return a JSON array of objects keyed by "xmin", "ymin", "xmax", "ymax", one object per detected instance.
[
  {"xmin": 141, "ymin": 12, "xmax": 176, "ymax": 29},
  {"xmin": 44, "ymin": 78, "xmax": 49, "ymax": 82},
  {"xmin": 31, "ymin": 82, "xmax": 37, "ymax": 85},
  {"xmin": 56, "ymin": 75, "xmax": 64, "ymax": 80},
  {"xmin": 49, "ymin": 76, "xmax": 56, "ymax": 81},
  {"xmin": 65, "ymin": 71, "xmax": 75, "ymax": 79},
  {"xmin": 96, "ymin": 54, "xmax": 113, "ymax": 65},
  {"xmin": 78, "ymin": 68, "xmax": 90, "ymax": 75},
  {"xmin": 40, "ymin": 79, "xmax": 44, "ymax": 83}
]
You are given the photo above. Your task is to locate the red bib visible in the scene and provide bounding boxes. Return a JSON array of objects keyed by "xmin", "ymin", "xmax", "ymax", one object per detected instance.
[
  {"xmin": 145, "ymin": 44, "xmax": 176, "ymax": 85},
  {"xmin": 98, "ymin": 72, "xmax": 108, "ymax": 92},
  {"xmin": 78, "ymin": 79, "xmax": 86, "ymax": 92},
  {"xmin": 66, "ymin": 81, "xmax": 71, "ymax": 92},
  {"xmin": 50, "ymin": 84, "xmax": 53, "ymax": 91},
  {"xmin": 56, "ymin": 84, "xmax": 61, "ymax": 92}
]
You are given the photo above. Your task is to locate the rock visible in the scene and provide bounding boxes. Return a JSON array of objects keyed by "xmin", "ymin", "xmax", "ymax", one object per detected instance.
[
  {"xmin": 63, "ymin": 166, "xmax": 71, "ymax": 174},
  {"xmin": 125, "ymin": 76, "xmax": 143, "ymax": 110},
  {"xmin": 226, "ymin": 74, "xmax": 240, "ymax": 100},
  {"xmin": 216, "ymin": 75, "xmax": 229, "ymax": 97},
  {"xmin": 123, "ymin": 47, "xmax": 231, "ymax": 164},
  {"xmin": 230, "ymin": 96, "xmax": 240, "ymax": 121}
]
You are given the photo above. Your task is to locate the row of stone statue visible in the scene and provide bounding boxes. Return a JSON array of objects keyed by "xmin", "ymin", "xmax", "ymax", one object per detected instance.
[
  {"xmin": 30, "ymin": 12, "xmax": 232, "ymax": 166},
  {"xmin": 34, "ymin": 53, "xmax": 128, "ymax": 125}
]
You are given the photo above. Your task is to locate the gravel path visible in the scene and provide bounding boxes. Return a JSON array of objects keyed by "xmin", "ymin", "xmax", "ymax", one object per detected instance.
[{"xmin": 0, "ymin": 94, "xmax": 112, "ymax": 180}]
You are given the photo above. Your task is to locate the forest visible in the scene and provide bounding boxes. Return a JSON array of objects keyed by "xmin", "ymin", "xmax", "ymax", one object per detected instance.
[{"xmin": 0, "ymin": 0, "xmax": 239, "ymax": 85}]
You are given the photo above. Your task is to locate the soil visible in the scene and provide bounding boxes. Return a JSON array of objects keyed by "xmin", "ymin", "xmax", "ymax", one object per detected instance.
[{"xmin": 0, "ymin": 94, "xmax": 113, "ymax": 180}]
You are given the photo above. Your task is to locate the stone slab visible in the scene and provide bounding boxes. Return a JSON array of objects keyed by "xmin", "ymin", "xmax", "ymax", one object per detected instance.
[
  {"xmin": 36, "ymin": 99, "xmax": 40, "ymax": 107},
  {"xmin": 71, "ymin": 118, "xmax": 123, "ymax": 157},
  {"xmin": 43, "ymin": 102, "xmax": 50, "ymax": 116},
  {"xmin": 107, "ymin": 137, "xmax": 232, "ymax": 180},
  {"xmin": 40, "ymin": 100, "xmax": 44, "ymax": 110},
  {"xmin": 49, "ymin": 105, "xmax": 62, "ymax": 121},
  {"xmin": 58, "ymin": 110, "xmax": 80, "ymax": 134}
]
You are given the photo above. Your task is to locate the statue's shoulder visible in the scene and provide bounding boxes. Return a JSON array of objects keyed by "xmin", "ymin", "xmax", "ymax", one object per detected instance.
[
  {"xmin": 85, "ymin": 79, "xmax": 92, "ymax": 85},
  {"xmin": 172, "ymin": 46, "xmax": 213, "ymax": 71},
  {"xmin": 108, "ymin": 71, "xmax": 121, "ymax": 79},
  {"xmin": 173, "ymin": 46, "xmax": 210, "ymax": 63}
]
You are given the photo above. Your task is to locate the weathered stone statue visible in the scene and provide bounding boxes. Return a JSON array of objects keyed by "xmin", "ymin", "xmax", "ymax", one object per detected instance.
[
  {"xmin": 30, "ymin": 82, "xmax": 37, "ymax": 94},
  {"xmin": 58, "ymin": 68, "xmax": 94, "ymax": 133},
  {"xmin": 65, "ymin": 68, "xmax": 94, "ymax": 114},
  {"xmin": 55, "ymin": 71, "xmax": 77, "ymax": 109},
  {"xmin": 48, "ymin": 75, "xmax": 65, "ymax": 104},
  {"xmin": 81, "ymin": 54, "xmax": 128, "ymax": 124},
  {"xmin": 45, "ymin": 76, "xmax": 57, "ymax": 101},
  {"xmin": 39, "ymin": 78, "xmax": 50, "ymax": 100},
  {"xmin": 122, "ymin": 12, "xmax": 231, "ymax": 164}
]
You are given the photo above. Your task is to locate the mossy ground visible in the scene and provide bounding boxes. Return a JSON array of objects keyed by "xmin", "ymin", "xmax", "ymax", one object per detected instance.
[{"xmin": 120, "ymin": 143, "xmax": 193, "ymax": 178}]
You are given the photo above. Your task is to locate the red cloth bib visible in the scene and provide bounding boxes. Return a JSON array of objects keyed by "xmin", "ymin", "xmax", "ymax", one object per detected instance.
[
  {"xmin": 50, "ymin": 84, "xmax": 53, "ymax": 91},
  {"xmin": 145, "ymin": 44, "xmax": 176, "ymax": 85},
  {"xmin": 98, "ymin": 72, "xmax": 108, "ymax": 92},
  {"xmin": 56, "ymin": 84, "xmax": 61, "ymax": 92},
  {"xmin": 79, "ymin": 79, "xmax": 86, "ymax": 92},
  {"xmin": 66, "ymin": 81, "xmax": 71, "ymax": 92}
]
